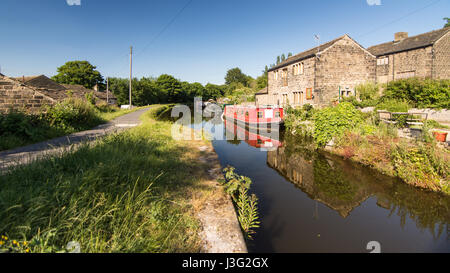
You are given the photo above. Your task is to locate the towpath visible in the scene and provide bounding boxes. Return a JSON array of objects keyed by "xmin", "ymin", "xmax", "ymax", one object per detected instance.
[{"xmin": 0, "ymin": 107, "xmax": 152, "ymax": 171}]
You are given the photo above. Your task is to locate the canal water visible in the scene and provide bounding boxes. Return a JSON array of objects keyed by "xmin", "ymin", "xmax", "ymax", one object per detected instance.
[{"xmin": 199, "ymin": 117, "xmax": 449, "ymax": 253}]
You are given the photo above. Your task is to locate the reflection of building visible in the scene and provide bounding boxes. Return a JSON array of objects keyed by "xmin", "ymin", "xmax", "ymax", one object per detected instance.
[
  {"xmin": 267, "ymin": 139, "xmax": 450, "ymax": 233},
  {"xmin": 267, "ymin": 146, "xmax": 372, "ymax": 218}
]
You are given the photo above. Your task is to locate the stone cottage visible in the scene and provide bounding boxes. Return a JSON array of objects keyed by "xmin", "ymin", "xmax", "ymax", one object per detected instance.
[
  {"xmin": 256, "ymin": 27, "xmax": 450, "ymax": 108},
  {"xmin": 256, "ymin": 35, "xmax": 376, "ymax": 108},
  {"xmin": 368, "ymin": 27, "xmax": 450, "ymax": 83},
  {"xmin": 0, "ymin": 74, "xmax": 116, "ymax": 113}
]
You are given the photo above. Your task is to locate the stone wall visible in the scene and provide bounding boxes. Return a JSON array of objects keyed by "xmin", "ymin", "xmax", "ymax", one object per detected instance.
[
  {"xmin": 0, "ymin": 76, "xmax": 54, "ymax": 113},
  {"xmin": 268, "ymin": 57, "xmax": 316, "ymax": 107},
  {"xmin": 315, "ymin": 37, "xmax": 376, "ymax": 106},
  {"xmin": 376, "ymin": 46, "xmax": 433, "ymax": 83},
  {"xmin": 432, "ymin": 31, "xmax": 450, "ymax": 79}
]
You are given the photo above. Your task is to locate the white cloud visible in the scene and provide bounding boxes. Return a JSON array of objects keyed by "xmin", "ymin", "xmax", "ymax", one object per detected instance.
[
  {"xmin": 66, "ymin": 0, "xmax": 81, "ymax": 6},
  {"xmin": 367, "ymin": 0, "xmax": 381, "ymax": 6}
]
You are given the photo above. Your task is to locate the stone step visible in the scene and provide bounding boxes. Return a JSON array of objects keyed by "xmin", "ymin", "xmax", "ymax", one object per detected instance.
[{"xmin": 0, "ymin": 81, "xmax": 13, "ymax": 86}]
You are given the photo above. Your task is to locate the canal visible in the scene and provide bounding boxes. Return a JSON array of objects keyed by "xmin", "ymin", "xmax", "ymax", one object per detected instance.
[{"xmin": 199, "ymin": 117, "xmax": 449, "ymax": 253}]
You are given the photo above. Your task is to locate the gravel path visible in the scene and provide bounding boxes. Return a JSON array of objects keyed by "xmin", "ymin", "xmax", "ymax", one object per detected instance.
[{"xmin": 0, "ymin": 107, "xmax": 152, "ymax": 171}]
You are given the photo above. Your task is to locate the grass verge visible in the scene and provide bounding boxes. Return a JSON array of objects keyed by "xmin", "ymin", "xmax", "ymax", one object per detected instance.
[
  {"xmin": 0, "ymin": 100, "xmax": 147, "ymax": 152},
  {"xmin": 0, "ymin": 106, "xmax": 215, "ymax": 253}
]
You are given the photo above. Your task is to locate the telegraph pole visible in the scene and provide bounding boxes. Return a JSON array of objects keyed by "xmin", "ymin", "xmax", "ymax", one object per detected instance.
[
  {"xmin": 129, "ymin": 46, "xmax": 133, "ymax": 109},
  {"xmin": 106, "ymin": 77, "xmax": 109, "ymax": 105}
]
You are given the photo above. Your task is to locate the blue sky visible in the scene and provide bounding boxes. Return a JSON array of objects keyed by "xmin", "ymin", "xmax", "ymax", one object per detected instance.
[{"xmin": 1, "ymin": 0, "xmax": 449, "ymax": 85}]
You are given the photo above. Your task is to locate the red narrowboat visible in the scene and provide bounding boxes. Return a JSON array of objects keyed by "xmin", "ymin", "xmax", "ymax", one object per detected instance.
[{"xmin": 224, "ymin": 105, "xmax": 284, "ymax": 129}]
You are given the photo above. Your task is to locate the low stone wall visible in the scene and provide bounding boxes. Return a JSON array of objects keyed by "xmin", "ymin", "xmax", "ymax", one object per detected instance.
[
  {"xmin": 0, "ymin": 76, "xmax": 54, "ymax": 113},
  {"xmin": 409, "ymin": 108, "xmax": 450, "ymax": 125}
]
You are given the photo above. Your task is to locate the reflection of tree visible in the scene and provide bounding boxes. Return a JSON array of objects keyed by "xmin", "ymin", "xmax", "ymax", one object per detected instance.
[
  {"xmin": 381, "ymin": 185, "xmax": 450, "ymax": 240},
  {"xmin": 313, "ymin": 158, "xmax": 357, "ymax": 202}
]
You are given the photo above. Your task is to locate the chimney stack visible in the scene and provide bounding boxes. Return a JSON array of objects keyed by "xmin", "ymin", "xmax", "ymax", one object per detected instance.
[{"xmin": 394, "ymin": 32, "xmax": 408, "ymax": 42}]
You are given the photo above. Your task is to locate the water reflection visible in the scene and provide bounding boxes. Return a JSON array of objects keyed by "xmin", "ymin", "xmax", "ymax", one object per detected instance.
[
  {"xmin": 224, "ymin": 119, "xmax": 283, "ymax": 150},
  {"xmin": 268, "ymin": 133, "xmax": 450, "ymax": 240}
]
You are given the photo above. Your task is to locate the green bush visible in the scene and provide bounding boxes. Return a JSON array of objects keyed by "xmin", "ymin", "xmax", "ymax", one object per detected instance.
[
  {"xmin": 383, "ymin": 78, "xmax": 450, "ymax": 109},
  {"xmin": 313, "ymin": 102, "xmax": 364, "ymax": 147},
  {"xmin": 356, "ymin": 82, "xmax": 381, "ymax": 101},
  {"xmin": 44, "ymin": 98, "xmax": 102, "ymax": 131}
]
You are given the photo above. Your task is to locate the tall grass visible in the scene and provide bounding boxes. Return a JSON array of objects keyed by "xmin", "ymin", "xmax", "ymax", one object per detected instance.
[
  {"xmin": 0, "ymin": 108, "xmax": 203, "ymax": 252},
  {"xmin": 0, "ymin": 99, "xmax": 142, "ymax": 151}
]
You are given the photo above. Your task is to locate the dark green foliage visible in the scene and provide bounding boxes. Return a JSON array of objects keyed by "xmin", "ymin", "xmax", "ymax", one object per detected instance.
[
  {"xmin": 383, "ymin": 78, "xmax": 450, "ymax": 109},
  {"xmin": 52, "ymin": 61, "xmax": 104, "ymax": 89},
  {"xmin": 108, "ymin": 76, "xmax": 226, "ymax": 106},
  {"xmin": 313, "ymin": 102, "xmax": 364, "ymax": 147},
  {"xmin": 444, "ymin": 17, "xmax": 450, "ymax": 28},
  {"xmin": 225, "ymin": 68, "xmax": 250, "ymax": 87}
]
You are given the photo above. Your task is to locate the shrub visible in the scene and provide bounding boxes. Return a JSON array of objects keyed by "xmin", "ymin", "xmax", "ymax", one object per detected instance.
[
  {"xmin": 44, "ymin": 98, "xmax": 102, "ymax": 131},
  {"xmin": 383, "ymin": 78, "xmax": 450, "ymax": 109},
  {"xmin": 356, "ymin": 82, "xmax": 381, "ymax": 101},
  {"xmin": 313, "ymin": 102, "xmax": 364, "ymax": 147}
]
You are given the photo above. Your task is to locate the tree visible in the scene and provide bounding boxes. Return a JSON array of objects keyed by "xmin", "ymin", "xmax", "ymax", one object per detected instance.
[
  {"xmin": 444, "ymin": 17, "xmax": 450, "ymax": 28},
  {"xmin": 225, "ymin": 68, "xmax": 249, "ymax": 87},
  {"xmin": 156, "ymin": 74, "xmax": 183, "ymax": 103},
  {"xmin": 52, "ymin": 61, "xmax": 104, "ymax": 89}
]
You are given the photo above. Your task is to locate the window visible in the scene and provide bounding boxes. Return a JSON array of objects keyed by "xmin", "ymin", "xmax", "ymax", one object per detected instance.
[
  {"xmin": 306, "ymin": 88, "xmax": 313, "ymax": 100},
  {"xmin": 293, "ymin": 63, "xmax": 304, "ymax": 75},
  {"xmin": 275, "ymin": 111, "xmax": 280, "ymax": 118},
  {"xmin": 282, "ymin": 69, "xmax": 288, "ymax": 86},
  {"xmin": 293, "ymin": 92, "xmax": 301, "ymax": 104},
  {"xmin": 257, "ymin": 112, "xmax": 263, "ymax": 118},
  {"xmin": 377, "ymin": 57, "xmax": 389, "ymax": 66},
  {"xmin": 274, "ymin": 71, "xmax": 279, "ymax": 80},
  {"xmin": 282, "ymin": 94, "xmax": 288, "ymax": 105}
]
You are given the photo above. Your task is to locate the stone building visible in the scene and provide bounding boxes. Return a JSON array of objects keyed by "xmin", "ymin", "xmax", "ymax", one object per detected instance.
[
  {"xmin": 0, "ymin": 74, "xmax": 116, "ymax": 113},
  {"xmin": 368, "ymin": 27, "xmax": 450, "ymax": 83},
  {"xmin": 0, "ymin": 74, "xmax": 55, "ymax": 113},
  {"xmin": 257, "ymin": 35, "xmax": 376, "ymax": 108},
  {"xmin": 256, "ymin": 27, "xmax": 450, "ymax": 108}
]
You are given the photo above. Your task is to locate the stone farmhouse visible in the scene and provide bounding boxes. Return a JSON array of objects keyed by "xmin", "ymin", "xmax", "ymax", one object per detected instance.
[
  {"xmin": 256, "ymin": 27, "xmax": 450, "ymax": 108},
  {"xmin": 0, "ymin": 74, "xmax": 116, "ymax": 113}
]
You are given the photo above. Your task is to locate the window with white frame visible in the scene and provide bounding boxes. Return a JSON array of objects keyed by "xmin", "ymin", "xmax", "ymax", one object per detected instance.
[
  {"xmin": 377, "ymin": 57, "xmax": 389, "ymax": 66},
  {"xmin": 293, "ymin": 63, "xmax": 304, "ymax": 75}
]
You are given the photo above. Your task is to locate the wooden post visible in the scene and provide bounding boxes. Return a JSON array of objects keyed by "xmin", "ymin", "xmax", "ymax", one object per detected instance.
[{"xmin": 129, "ymin": 46, "xmax": 133, "ymax": 109}]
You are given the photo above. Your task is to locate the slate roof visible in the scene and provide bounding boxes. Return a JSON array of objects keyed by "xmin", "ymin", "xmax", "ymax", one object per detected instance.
[
  {"xmin": 268, "ymin": 35, "xmax": 347, "ymax": 72},
  {"xmin": 368, "ymin": 27, "xmax": 450, "ymax": 56},
  {"xmin": 14, "ymin": 75, "xmax": 66, "ymax": 91}
]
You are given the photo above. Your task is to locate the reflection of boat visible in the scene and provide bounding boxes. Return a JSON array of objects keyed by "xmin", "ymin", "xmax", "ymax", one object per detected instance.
[
  {"xmin": 224, "ymin": 105, "xmax": 284, "ymax": 129},
  {"xmin": 224, "ymin": 119, "xmax": 283, "ymax": 149}
]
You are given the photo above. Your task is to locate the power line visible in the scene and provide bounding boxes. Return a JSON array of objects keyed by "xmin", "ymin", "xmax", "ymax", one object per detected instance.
[
  {"xmin": 135, "ymin": 0, "xmax": 193, "ymax": 57},
  {"xmin": 357, "ymin": 0, "xmax": 442, "ymax": 39}
]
